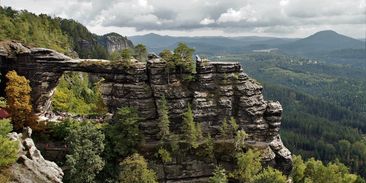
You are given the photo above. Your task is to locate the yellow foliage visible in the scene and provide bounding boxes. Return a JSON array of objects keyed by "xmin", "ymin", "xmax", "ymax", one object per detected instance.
[{"xmin": 5, "ymin": 71, "xmax": 37, "ymax": 131}]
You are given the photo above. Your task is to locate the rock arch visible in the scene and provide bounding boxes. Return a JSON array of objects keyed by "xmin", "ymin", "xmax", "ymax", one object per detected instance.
[{"xmin": 0, "ymin": 41, "xmax": 292, "ymax": 181}]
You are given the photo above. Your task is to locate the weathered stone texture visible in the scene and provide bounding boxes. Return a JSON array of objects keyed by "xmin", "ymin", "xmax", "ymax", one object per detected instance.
[
  {"xmin": 0, "ymin": 41, "xmax": 292, "ymax": 182},
  {"xmin": 7, "ymin": 128, "xmax": 64, "ymax": 183}
]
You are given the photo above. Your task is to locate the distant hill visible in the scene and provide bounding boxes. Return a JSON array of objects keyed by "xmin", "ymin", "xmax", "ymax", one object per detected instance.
[
  {"xmin": 280, "ymin": 30, "xmax": 365, "ymax": 55},
  {"xmin": 130, "ymin": 33, "xmax": 297, "ymax": 55}
]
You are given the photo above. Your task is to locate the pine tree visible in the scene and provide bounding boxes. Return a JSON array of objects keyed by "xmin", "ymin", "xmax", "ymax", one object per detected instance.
[
  {"xmin": 158, "ymin": 96, "xmax": 170, "ymax": 140},
  {"xmin": 219, "ymin": 118, "xmax": 230, "ymax": 139},
  {"xmin": 182, "ymin": 104, "xmax": 199, "ymax": 148}
]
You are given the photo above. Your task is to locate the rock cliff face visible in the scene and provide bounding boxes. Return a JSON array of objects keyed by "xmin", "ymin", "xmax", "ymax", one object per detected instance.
[
  {"xmin": 0, "ymin": 41, "xmax": 292, "ymax": 182},
  {"xmin": 7, "ymin": 128, "xmax": 64, "ymax": 183},
  {"xmin": 97, "ymin": 32, "xmax": 134, "ymax": 53}
]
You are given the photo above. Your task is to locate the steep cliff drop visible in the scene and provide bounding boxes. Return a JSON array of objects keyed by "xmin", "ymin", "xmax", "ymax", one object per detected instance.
[{"xmin": 0, "ymin": 41, "xmax": 292, "ymax": 182}]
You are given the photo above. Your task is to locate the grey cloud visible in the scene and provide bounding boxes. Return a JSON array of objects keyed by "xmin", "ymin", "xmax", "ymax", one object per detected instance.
[{"xmin": 3, "ymin": 0, "xmax": 365, "ymax": 37}]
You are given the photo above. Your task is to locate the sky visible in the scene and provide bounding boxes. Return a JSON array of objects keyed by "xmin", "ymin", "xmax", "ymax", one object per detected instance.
[{"xmin": 2, "ymin": 0, "xmax": 366, "ymax": 38}]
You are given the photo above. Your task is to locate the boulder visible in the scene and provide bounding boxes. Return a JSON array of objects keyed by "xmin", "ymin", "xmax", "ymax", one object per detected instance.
[{"xmin": 7, "ymin": 127, "xmax": 64, "ymax": 183}]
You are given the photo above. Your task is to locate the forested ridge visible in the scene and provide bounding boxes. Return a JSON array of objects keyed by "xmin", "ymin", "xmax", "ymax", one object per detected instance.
[
  {"xmin": 0, "ymin": 6, "xmax": 111, "ymax": 59},
  {"xmin": 215, "ymin": 52, "xmax": 366, "ymax": 177}
]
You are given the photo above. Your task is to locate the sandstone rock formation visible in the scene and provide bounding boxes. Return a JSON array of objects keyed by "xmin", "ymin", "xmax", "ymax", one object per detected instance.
[
  {"xmin": 97, "ymin": 32, "xmax": 134, "ymax": 53},
  {"xmin": 0, "ymin": 41, "xmax": 292, "ymax": 182},
  {"xmin": 7, "ymin": 127, "xmax": 64, "ymax": 183}
]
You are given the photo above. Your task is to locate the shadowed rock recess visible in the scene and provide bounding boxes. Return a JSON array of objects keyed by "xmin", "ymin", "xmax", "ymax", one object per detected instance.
[{"xmin": 0, "ymin": 41, "xmax": 292, "ymax": 182}]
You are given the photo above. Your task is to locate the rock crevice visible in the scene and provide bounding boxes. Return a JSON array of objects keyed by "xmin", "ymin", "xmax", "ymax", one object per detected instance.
[{"xmin": 0, "ymin": 41, "xmax": 292, "ymax": 182}]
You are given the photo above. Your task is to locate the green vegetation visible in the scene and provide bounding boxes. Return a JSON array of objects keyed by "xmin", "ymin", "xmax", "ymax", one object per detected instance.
[
  {"xmin": 214, "ymin": 52, "xmax": 366, "ymax": 177},
  {"xmin": 291, "ymin": 155, "xmax": 361, "ymax": 183},
  {"xmin": 253, "ymin": 167, "xmax": 287, "ymax": 183},
  {"xmin": 0, "ymin": 119, "xmax": 18, "ymax": 167},
  {"xmin": 215, "ymin": 146, "xmax": 360, "ymax": 183},
  {"xmin": 64, "ymin": 121, "xmax": 105, "ymax": 183},
  {"xmin": 0, "ymin": 6, "xmax": 141, "ymax": 60},
  {"xmin": 105, "ymin": 107, "xmax": 142, "ymax": 158},
  {"xmin": 182, "ymin": 104, "xmax": 203, "ymax": 149},
  {"xmin": 173, "ymin": 43, "xmax": 195, "ymax": 72},
  {"xmin": 52, "ymin": 72, "xmax": 107, "ymax": 115},
  {"xmin": 109, "ymin": 44, "xmax": 148, "ymax": 62},
  {"xmin": 159, "ymin": 43, "xmax": 195, "ymax": 73},
  {"xmin": 0, "ymin": 119, "xmax": 12, "ymax": 137},
  {"xmin": 49, "ymin": 118, "xmax": 80, "ymax": 141},
  {"xmin": 0, "ymin": 7, "xmax": 71, "ymax": 53},
  {"xmin": 209, "ymin": 167, "xmax": 228, "ymax": 183},
  {"xmin": 60, "ymin": 19, "xmax": 108, "ymax": 58},
  {"xmin": 118, "ymin": 153, "xmax": 158, "ymax": 183},
  {"xmin": 98, "ymin": 107, "xmax": 142, "ymax": 182},
  {"xmin": 133, "ymin": 44, "xmax": 148, "ymax": 62},
  {"xmin": 232, "ymin": 149, "xmax": 262, "ymax": 182},
  {"xmin": 109, "ymin": 48, "xmax": 133, "ymax": 62},
  {"xmin": 158, "ymin": 96, "xmax": 170, "ymax": 140},
  {"xmin": 219, "ymin": 117, "xmax": 238, "ymax": 139}
]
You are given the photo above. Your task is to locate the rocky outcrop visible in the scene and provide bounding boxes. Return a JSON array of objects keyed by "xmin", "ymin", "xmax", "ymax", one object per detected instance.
[
  {"xmin": 0, "ymin": 41, "xmax": 292, "ymax": 182},
  {"xmin": 7, "ymin": 128, "xmax": 63, "ymax": 183},
  {"xmin": 97, "ymin": 32, "xmax": 134, "ymax": 53}
]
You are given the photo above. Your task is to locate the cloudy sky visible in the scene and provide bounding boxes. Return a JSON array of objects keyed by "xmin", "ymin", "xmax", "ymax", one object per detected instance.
[{"xmin": 2, "ymin": 0, "xmax": 366, "ymax": 38}]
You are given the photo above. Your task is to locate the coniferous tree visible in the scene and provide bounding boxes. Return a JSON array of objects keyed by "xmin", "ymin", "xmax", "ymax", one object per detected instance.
[
  {"xmin": 158, "ymin": 96, "xmax": 170, "ymax": 140},
  {"xmin": 182, "ymin": 104, "xmax": 202, "ymax": 148}
]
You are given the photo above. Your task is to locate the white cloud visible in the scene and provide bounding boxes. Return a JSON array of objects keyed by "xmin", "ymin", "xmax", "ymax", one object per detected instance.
[
  {"xmin": 2, "ymin": 0, "xmax": 365, "ymax": 38},
  {"xmin": 200, "ymin": 17, "xmax": 215, "ymax": 25},
  {"xmin": 217, "ymin": 6, "xmax": 257, "ymax": 23},
  {"xmin": 280, "ymin": 0, "xmax": 289, "ymax": 7}
]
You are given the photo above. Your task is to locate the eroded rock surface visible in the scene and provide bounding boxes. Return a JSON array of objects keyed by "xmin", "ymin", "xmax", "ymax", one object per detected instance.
[
  {"xmin": 7, "ymin": 127, "xmax": 63, "ymax": 183},
  {"xmin": 0, "ymin": 41, "xmax": 292, "ymax": 182},
  {"xmin": 97, "ymin": 32, "xmax": 134, "ymax": 53}
]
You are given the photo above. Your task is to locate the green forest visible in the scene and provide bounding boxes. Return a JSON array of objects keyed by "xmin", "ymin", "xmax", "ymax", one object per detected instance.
[
  {"xmin": 214, "ymin": 52, "xmax": 366, "ymax": 177},
  {"xmin": 0, "ymin": 6, "xmax": 108, "ymax": 59}
]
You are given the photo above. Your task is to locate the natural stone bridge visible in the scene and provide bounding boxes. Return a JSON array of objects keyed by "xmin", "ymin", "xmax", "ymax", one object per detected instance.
[
  {"xmin": 0, "ymin": 41, "xmax": 147, "ymax": 114},
  {"xmin": 0, "ymin": 41, "xmax": 292, "ymax": 182}
]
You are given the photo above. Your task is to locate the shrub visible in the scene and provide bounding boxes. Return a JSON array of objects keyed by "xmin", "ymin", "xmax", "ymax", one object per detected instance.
[
  {"xmin": 0, "ymin": 136, "xmax": 18, "ymax": 167},
  {"xmin": 0, "ymin": 119, "xmax": 18, "ymax": 167},
  {"xmin": 253, "ymin": 167, "xmax": 287, "ymax": 183},
  {"xmin": 119, "ymin": 153, "xmax": 158, "ymax": 183},
  {"xmin": 209, "ymin": 167, "xmax": 228, "ymax": 183}
]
